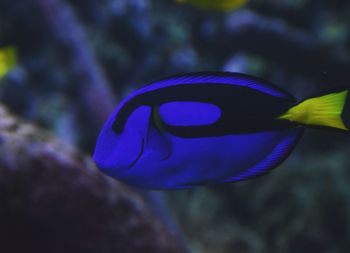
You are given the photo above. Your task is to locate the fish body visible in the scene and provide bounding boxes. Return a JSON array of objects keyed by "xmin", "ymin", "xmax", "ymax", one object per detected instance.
[
  {"xmin": 93, "ymin": 72, "xmax": 349, "ymax": 189},
  {"xmin": 176, "ymin": 0, "xmax": 248, "ymax": 11}
]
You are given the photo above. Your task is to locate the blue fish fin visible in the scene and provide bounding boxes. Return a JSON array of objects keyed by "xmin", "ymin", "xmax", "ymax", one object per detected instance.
[
  {"xmin": 221, "ymin": 127, "xmax": 304, "ymax": 183},
  {"xmin": 145, "ymin": 108, "xmax": 172, "ymax": 160},
  {"xmin": 144, "ymin": 72, "xmax": 295, "ymax": 101}
]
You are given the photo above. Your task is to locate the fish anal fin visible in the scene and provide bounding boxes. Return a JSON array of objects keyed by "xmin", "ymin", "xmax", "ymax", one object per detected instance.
[{"xmin": 221, "ymin": 128, "xmax": 304, "ymax": 183}]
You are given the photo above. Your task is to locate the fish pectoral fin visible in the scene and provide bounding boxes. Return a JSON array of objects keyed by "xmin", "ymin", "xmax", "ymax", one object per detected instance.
[
  {"xmin": 146, "ymin": 126, "xmax": 172, "ymax": 160},
  {"xmin": 146, "ymin": 107, "xmax": 172, "ymax": 160}
]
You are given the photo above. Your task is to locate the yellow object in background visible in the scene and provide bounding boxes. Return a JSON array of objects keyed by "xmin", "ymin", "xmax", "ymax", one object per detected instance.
[
  {"xmin": 0, "ymin": 46, "xmax": 16, "ymax": 79},
  {"xmin": 176, "ymin": 0, "xmax": 248, "ymax": 11}
]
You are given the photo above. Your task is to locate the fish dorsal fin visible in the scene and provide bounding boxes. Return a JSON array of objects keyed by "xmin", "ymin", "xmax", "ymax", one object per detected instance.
[
  {"xmin": 221, "ymin": 127, "xmax": 304, "ymax": 182},
  {"xmin": 138, "ymin": 72, "xmax": 295, "ymax": 101},
  {"xmin": 115, "ymin": 72, "xmax": 295, "ymax": 120}
]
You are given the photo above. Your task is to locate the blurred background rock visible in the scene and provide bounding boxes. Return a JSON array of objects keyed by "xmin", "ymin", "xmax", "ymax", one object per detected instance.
[
  {"xmin": 0, "ymin": 0, "xmax": 350, "ymax": 252},
  {"xmin": 0, "ymin": 104, "xmax": 186, "ymax": 253}
]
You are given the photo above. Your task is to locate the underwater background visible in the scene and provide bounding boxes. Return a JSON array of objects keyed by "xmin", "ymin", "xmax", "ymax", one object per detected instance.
[{"xmin": 1, "ymin": 0, "xmax": 350, "ymax": 252}]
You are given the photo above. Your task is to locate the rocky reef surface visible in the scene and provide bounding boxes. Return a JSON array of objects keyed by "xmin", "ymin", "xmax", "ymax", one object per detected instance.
[{"xmin": 0, "ymin": 104, "xmax": 186, "ymax": 253}]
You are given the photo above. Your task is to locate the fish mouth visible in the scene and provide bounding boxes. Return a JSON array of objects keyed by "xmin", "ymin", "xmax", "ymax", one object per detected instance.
[{"xmin": 127, "ymin": 137, "xmax": 145, "ymax": 170}]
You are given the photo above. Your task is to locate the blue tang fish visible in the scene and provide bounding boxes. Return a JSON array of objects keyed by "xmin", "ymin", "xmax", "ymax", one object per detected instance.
[{"xmin": 93, "ymin": 72, "xmax": 350, "ymax": 189}]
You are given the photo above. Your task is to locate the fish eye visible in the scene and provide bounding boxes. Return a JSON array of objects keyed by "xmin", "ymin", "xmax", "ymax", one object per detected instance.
[{"xmin": 112, "ymin": 120, "xmax": 123, "ymax": 134}]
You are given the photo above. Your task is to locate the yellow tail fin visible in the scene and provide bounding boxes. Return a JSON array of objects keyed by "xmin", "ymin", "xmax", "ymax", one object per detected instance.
[{"xmin": 278, "ymin": 90, "xmax": 348, "ymax": 130}]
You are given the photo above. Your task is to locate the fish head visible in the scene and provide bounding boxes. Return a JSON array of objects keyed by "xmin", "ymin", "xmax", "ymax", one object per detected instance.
[{"xmin": 93, "ymin": 105, "xmax": 152, "ymax": 180}]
